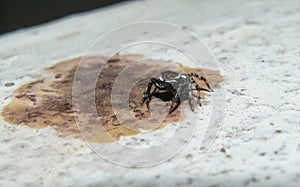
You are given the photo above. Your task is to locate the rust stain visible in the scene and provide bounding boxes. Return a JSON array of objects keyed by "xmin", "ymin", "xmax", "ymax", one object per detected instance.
[{"xmin": 1, "ymin": 54, "xmax": 223, "ymax": 143}]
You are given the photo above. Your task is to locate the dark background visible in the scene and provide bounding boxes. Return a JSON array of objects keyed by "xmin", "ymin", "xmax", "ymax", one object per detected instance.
[{"xmin": 0, "ymin": 0, "xmax": 129, "ymax": 35}]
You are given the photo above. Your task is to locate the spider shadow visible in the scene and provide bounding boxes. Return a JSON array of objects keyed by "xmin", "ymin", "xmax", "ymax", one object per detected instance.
[{"xmin": 151, "ymin": 92, "xmax": 189, "ymax": 113}]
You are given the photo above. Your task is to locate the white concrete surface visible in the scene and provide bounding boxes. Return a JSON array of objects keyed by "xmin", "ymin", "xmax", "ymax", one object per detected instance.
[{"xmin": 0, "ymin": 0, "xmax": 300, "ymax": 186}]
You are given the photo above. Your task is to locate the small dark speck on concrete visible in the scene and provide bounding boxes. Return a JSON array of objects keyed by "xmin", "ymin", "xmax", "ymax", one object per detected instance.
[
  {"xmin": 4, "ymin": 82, "xmax": 15, "ymax": 87},
  {"xmin": 259, "ymin": 152, "xmax": 266, "ymax": 156},
  {"xmin": 209, "ymin": 184, "xmax": 220, "ymax": 187},
  {"xmin": 245, "ymin": 177, "xmax": 258, "ymax": 185},
  {"xmin": 220, "ymin": 147, "xmax": 226, "ymax": 153},
  {"xmin": 226, "ymin": 154, "xmax": 232, "ymax": 158},
  {"xmin": 275, "ymin": 130, "xmax": 282, "ymax": 133},
  {"xmin": 187, "ymin": 178, "xmax": 193, "ymax": 184},
  {"xmin": 185, "ymin": 154, "xmax": 193, "ymax": 159},
  {"xmin": 182, "ymin": 26, "xmax": 188, "ymax": 29}
]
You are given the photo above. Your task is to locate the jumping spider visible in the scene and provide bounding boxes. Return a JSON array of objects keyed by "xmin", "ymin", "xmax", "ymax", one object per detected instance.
[{"xmin": 142, "ymin": 71, "xmax": 213, "ymax": 114}]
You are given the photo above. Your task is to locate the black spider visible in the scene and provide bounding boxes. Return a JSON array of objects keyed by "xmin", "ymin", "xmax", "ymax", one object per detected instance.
[{"xmin": 142, "ymin": 71, "xmax": 213, "ymax": 114}]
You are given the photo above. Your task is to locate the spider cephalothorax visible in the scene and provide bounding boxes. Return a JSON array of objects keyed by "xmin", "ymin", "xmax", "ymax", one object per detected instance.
[{"xmin": 142, "ymin": 71, "xmax": 212, "ymax": 114}]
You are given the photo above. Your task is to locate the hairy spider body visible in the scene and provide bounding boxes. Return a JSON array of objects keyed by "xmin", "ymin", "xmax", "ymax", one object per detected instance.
[{"xmin": 142, "ymin": 71, "xmax": 212, "ymax": 114}]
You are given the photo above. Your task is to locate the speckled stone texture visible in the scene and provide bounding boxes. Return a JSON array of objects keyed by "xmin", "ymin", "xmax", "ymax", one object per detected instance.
[{"xmin": 0, "ymin": 0, "xmax": 300, "ymax": 186}]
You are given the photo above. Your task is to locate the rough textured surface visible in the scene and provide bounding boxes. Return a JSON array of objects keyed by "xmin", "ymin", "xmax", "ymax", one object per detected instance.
[
  {"xmin": 1, "ymin": 54, "xmax": 222, "ymax": 143},
  {"xmin": 0, "ymin": 0, "xmax": 300, "ymax": 186}
]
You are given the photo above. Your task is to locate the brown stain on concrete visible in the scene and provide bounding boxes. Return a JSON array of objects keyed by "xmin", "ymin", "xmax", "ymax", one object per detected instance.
[{"xmin": 1, "ymin": 54, "xmax": 223, "ymax": 143}]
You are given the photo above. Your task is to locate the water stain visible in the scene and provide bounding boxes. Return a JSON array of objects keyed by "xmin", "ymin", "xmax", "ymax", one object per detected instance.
[{"xmin": 1, "ymin": 54, "xmax": 223, "ymax": 143}]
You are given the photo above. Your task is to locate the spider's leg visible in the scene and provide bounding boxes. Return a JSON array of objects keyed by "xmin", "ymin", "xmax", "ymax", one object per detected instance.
[
  {"xmin": 188, "ymin": 76, "xmax": 201, "ymax": 106},
  {"xmin": 169, "ymin": 85, "xmax": 183, "ymax": 114},
  {"xmin": 195, "ymin": 84, "xmax": 205, "ymax": 106},
  {"xmin": 192, "ymin": 87, "xmax": 211, "ymax": 92},
  {"xmin": 145, "ymin": 87, "xmax": 158, "ymax": 111},
  {"xmin": 188, "ymin": 73, "xmax": 213, "ymax": 107},
  {"xmin": 142, "ymin": 81, "xmax": 153, "ymax": 105},
  {"xmin": 188, "ymin": 73, "xmax": 213, "ymax": 92},
  {"xmin": 142, "ymin": 78, "xmax": 167, "ymax": 111},
  {"xmin": 188, "ymin": 82, "xmax": 194, "ymax": 112},
  {"xmin": 151, "ymin": 78, "xmax": 169, "ymax": 90},
  {"xmin": 145, "ymin": 98, "xmax": 151, "ymax": 111},
  {"xmin": 192, "ymin": 87, "xmax": 209, "ymax": 105},
  {"xmin": 169, "ymin": 93, "xmax": 181, "ymax": 114}
]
